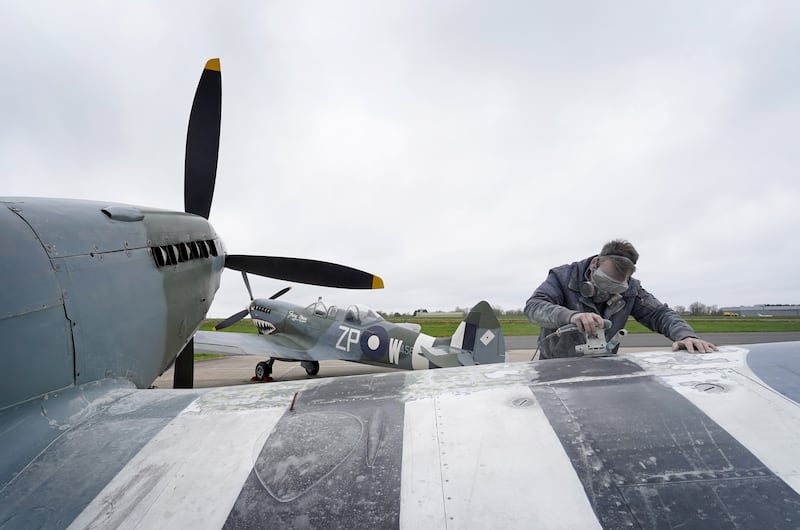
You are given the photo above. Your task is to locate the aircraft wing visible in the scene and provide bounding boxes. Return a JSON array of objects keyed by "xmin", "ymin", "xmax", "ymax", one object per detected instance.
[
  {"xmin": 194, "ymin": 330, "xmax": 316, "ymax": 361},
  {"xmin": 2, "ymin": 342, "xmax": 800, "ymax": 528}
]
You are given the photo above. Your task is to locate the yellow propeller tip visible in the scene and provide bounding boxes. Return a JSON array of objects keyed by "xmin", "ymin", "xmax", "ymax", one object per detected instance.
[
  {"xmin": 372, "ymin": 276, "xmax": 385, "ymax": 289},
  {"xmin": 211, "ymin": 326, "xmax": 218, "ymax": 331},
  {"xmin": 205, "ymin": 58, "xmax": 221, "ymax": 72}
]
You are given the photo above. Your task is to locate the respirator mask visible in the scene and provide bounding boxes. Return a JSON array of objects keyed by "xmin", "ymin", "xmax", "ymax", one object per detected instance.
[{"xmin": 580, "ymin": 266, "xmax": 629, "ymax": 303}]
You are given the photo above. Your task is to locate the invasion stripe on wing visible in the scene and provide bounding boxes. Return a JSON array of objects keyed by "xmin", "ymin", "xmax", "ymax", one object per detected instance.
[
  {"xmin": 401, "ymin": 386, "xmax": 601, "ymax": 528},
  {"xmin": 533, "ymin": 362, "xmax": 800, "ymax": 528},
  {"xmin": 70, "ymin": 407, "xmax": 285, "ymax": 529},
  {"xmin": 65, "ymin": 348, "xmax": 800, "ymax": 528}
]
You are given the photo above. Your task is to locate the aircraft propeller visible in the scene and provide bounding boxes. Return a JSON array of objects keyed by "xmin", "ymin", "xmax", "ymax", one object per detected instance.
[
  {"xmin": 212, "ymin": 284, "xmax": 292, "ymax": 331},
  {"xmin": 183, "ymin": 59, "xmax": 385, "ymax": 290},
  {"xmin": 175, "ymin": 58, "xmax": 383, "ymax": 388}
]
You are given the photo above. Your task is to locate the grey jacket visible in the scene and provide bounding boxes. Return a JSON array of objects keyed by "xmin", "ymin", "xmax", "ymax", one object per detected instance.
[{"xmin": 525, "ymin": 256, "xmax": 696, "ymax": 358}]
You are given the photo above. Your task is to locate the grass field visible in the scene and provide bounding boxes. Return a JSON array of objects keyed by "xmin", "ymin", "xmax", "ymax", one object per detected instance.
[
  {"xmin": 194, "ymin": 353, "xmax": 226, "ymax": 361},
  {"xmin": 201, "ymin": 315, "xmax": 800, "ymax": 338},
  {"xmin": 390, "ymin": 316, "xmax": 800, "ymax": 336}
]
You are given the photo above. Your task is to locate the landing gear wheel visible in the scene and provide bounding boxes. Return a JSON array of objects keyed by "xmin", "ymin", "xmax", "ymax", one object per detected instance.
[
  {"xmin": 255, "ymin": 361, "xmax": 271, "ymax": 381},
  {"xmin": 302, "ymin": 361, "xmax": 320, "ymax": 376}
]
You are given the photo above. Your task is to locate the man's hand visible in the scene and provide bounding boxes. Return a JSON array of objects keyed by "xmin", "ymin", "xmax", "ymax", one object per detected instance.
[
  {"xmin": 569, "ymin": 312, "xmax": 605, "ymax": 334},
  {"xmin": 672, "ymin": 337, "xmax": 718, "ymax": 353}
]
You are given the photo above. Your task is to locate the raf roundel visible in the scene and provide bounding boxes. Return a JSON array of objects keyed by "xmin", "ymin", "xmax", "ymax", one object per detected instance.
[{"xmin": 360, "ymin": 326, "xmax": 388, "ymax": 361}]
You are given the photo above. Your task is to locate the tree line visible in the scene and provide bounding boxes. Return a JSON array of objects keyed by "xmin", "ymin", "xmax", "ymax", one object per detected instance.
[
  {"xmin": 385, "ymin": 302, "xmax": 724, "ymax": 318},
  {"xmin": 480, "ymin": 304, "xmax": 723, "ymax": 317}
]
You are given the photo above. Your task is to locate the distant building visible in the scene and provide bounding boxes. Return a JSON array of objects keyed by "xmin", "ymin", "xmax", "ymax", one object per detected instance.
[
  {"xmin": 719, "ymin": 305, "xmax": 800, "ymax": 317},
  {"xmin": 412, "ymin": 310, "xmax": 466, "ymax": 318}
]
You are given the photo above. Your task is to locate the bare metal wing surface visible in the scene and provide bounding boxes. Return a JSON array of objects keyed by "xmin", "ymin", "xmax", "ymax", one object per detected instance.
[{"xmin": 2, "ymin": 344, "xmax": 799, "ymax": 528}]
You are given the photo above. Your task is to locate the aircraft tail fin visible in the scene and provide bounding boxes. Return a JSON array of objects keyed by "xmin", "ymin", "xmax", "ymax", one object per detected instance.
[{"xmin": 449, "ymin": 301, "xmax": 506, "ymax": 365}]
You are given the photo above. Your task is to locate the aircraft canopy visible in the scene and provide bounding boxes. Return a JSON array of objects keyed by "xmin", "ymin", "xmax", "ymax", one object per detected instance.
[{"xmin": 344, "ymin": 304, "xmax": 384, "ymax": 325}]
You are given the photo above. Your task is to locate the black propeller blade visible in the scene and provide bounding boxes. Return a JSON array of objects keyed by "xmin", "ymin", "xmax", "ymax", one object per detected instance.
[
  {"xmin": 270, "ymin": 286, "xmax": 292, "ymax": 299},
  {"xmin": 241, "ymin": 271, "xmax": 254, "ymax": 301},
  {"xmin": 173, "ymin": 338, "xmax": 195, "ymax": 389},
  {"xmin": 175, "ymin": 58, "xmax": 222, "ymax": 390},
  {"xmin": 225, "ymin": 255, "xmax": 384, "ymax": 290},
  {"xmin": 212, "ymin": 309, "xmax": 249, "ymax": 331},
  {"xmin": 184, "ymin": 58, "xmax": 221, "ymax": 219}
]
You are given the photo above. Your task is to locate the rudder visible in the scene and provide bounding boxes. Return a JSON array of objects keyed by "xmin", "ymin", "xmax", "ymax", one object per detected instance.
[{"xmin": 449, "ymin": 301, "xmax": 506, "ymax": 364}]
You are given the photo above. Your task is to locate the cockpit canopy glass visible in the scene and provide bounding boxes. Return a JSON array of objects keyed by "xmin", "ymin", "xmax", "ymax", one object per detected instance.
[
  {"xmin": 344, "ymin": 304, "xmax": 383, "ymax": 325},
  {"xmin": 306, "ymin": 299, "xmax": 328, "ymax": 316}
]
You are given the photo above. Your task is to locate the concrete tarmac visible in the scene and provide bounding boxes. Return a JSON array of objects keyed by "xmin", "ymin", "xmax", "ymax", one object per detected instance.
[{"xmin": 153, "ymin": 332, "xmax": 799, "ymax": 389}]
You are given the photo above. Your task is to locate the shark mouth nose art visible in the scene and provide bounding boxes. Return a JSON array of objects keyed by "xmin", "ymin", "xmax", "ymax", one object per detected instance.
[{"xmin": 253, "ymin": 319, "xmax": 277, "ymax": 335}]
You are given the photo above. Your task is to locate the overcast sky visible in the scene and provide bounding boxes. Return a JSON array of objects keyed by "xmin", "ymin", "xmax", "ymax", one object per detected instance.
[{"xmin": 2, "ymin": 1, "xmax": 798, "ymax": 318}]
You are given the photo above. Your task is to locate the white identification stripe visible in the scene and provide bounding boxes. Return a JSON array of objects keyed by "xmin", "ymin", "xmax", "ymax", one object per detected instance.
[
  {"xmin": 400, "ymin": 385, "xmax": 600, "ymax": 529},
  {"xmin": 662, "ymin": 365, "xmax": 800, "ymax": 495},
  {"xmin": 412, "ymin": 334, "xmax": 436, "ymax": 370},
  {"xmin": 450, "ymin": 321, "xmax": 466, "ymax": 349},
  {"xmin": 69, "ymin": 406, "xmax": 285, "ymax": 529}
]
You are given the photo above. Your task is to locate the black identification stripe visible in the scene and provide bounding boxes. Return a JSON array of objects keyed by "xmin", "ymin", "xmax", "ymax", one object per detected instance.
[
  {"xmin": 224, "ymin": 373, "xmax": 407, "ymax": 528},
  {"xmin": 532, "ymin": 355, "xmax": 644, "ymax": 384},
  {"xmin": 532, "ymin": 376, "xmax": 800, "ymax": 528}
]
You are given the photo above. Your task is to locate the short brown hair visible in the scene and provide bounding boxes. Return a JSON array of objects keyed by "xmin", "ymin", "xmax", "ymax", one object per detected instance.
[{"xmin": 599, "ymin": 239, "xmax": 638, "ymax": 276}]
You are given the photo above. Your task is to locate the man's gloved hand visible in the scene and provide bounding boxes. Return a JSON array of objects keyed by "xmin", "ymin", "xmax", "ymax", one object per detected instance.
[
  {"xmin": 672, "ymin": 337, "xmax": 718, "ymax": 353},
  {"xmin": 569, "ymin": 312, "xmax": 605, "ymax": 334}
]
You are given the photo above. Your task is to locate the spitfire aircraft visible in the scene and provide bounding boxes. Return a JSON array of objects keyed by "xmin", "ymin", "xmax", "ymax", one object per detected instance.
[
  {"xmin": 2, "ymin": 58, "xmax": 800, "ymax": 528},
  {"xmin": 0, "ymin": 58, "xmax": 383, "ymax": 400},
  {"xmin": 194, "ymin": 283, "xmax": 506, "ymax": 380}
]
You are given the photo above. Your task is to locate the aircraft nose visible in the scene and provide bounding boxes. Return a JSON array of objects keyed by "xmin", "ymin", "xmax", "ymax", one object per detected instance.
[{"xmin": 249, "ymin": 300, "xmax": 280, "ymax": 334}]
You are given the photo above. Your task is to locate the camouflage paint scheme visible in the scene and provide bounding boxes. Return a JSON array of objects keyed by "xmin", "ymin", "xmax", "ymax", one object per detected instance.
[{"xmin": 195, "ymin": 298, "xmax": 507, "ymax": 378}]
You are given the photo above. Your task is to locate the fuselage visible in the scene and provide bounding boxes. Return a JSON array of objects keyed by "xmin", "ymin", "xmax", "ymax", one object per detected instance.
[
  {"xmin": 249, "ymin": 298, "xmax": 438, "ymax": 369},
  {"xmin": 1, "ymin": 197, "xmax": 224, "ymax": 409}
]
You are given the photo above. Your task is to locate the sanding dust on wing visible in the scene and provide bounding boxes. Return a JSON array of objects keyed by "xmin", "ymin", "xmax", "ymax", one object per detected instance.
[
  {"xmin": 628, "ymin": 348, "xmax": 749, "ymax": 371},
  {"xmin": 484, "ymin": 369, "xmax": 522, "ymax": 379}
]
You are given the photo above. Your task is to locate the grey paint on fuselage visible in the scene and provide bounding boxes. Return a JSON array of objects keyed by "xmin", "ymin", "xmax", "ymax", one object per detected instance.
[
  {"xmin": 0, "ymin": 198, "xmax": 224, "ymax": 410},
  {"xmin": 199, "ymin": 298, "xmax": 506, "ymax": 376},
  {"xmin": 1, "ymin": 203, "xmax": 74, "ymax": 410},
  {"xmin": 250, "ymin": 300, "xmax": 441, "ymax": 369}
]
